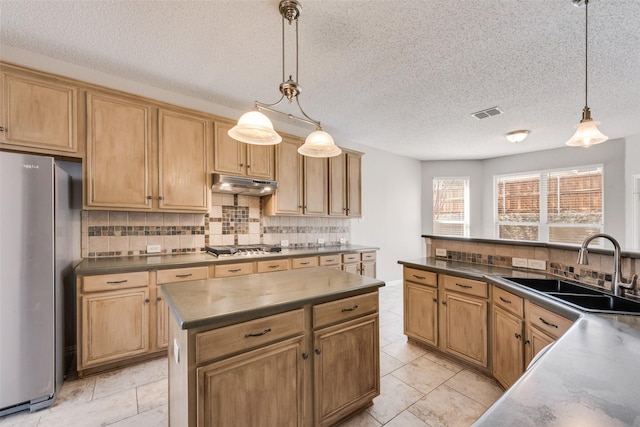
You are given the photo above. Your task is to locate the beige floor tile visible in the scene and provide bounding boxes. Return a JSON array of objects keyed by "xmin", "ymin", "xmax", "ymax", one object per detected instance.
[
  {"xmin": 136, "ymin": 378, "xmax": 168, "ymax": 413},
  {"xmin": 367, "ymin": 375, "xmax": 424, "ymax": 424},
  {"xmin": 423, "ymin": 351, "xmax": 465, "ymax": 373},
  {"xmin": 444, "ymin": 369, "xmax": 504, "ymax": 408},
  {"xmin": 93, "ymin": 358, "xmax": 167, "ymax": 400},
  {"xmin": 379, "ymin": 325, "xmax": 407, "ymax": 345},
  {"xmin": 54, "ymin": 375, "xmax": 96, "ymax": 407},
  {"xmin": 0, "ymin": 411, "xmax": 41, "ymax": 427},
  {"xmin": 338, "ymin": 411, "xmax": 383, "ymax": 427},
  {"xmin": 381, "ymin": 340, "xmax": 428, "ymax": 364},
  {"xmin": 380, "ymin": 351, "xmax": 405, "ymax": 377},
  {"xmin": 106, "ymin": 405, "xmax": 168, "ymax": 427},
  {"xmin": 385, "ymin": 410, "xmax": 431, "ymax": 427},
  {"xmin": 391, "ymin": 356, "xmax": 458, "ymax": 394},
  {"xmin": 37, "ymin": 388, "xmax": 138, "ymax": 427},
  {"xmin": 408, "ymin": 385, "xmax": 487, "ymax": 427}
]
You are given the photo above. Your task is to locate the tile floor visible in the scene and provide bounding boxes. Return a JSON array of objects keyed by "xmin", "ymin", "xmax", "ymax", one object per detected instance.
[{"xmin": 0, "ymin": 282, "xmax": 503, "ymax": 427}]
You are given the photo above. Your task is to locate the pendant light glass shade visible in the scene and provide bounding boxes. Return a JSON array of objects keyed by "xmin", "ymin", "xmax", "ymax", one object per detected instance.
[
  {"xmin": 228, "ymin": 111, "xmax": 282, "ymax": 145},
  {"xmin": 298, "ymin": 130, "xmax": 342, "ymax": 157},
  {"xmin": 566, "ymin": 118, "xmax": 608, "ymax": 147}
]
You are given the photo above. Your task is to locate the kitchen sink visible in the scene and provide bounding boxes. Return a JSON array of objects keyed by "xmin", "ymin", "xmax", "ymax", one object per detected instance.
[
  {"xmin": 502, "ymin": 278, "xmax": 602, "ymax": 295},
  {"xmin": 548, "ymin": 293, "xmax": 640, "ymax": 314},
  {"xmin": 502, "ymin": 277, "xmax": 640, "ymax": 315}
]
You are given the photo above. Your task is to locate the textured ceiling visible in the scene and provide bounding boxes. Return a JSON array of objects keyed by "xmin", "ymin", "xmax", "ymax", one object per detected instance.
[{"xmin": 1, "ymin": 0, "xmax": 639, "ymax": 160}]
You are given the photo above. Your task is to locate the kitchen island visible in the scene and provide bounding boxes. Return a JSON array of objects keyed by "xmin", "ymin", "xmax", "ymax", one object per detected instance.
[{"xmin": 162, "ymin": 267, "xmax": 384, "ymax": 427}]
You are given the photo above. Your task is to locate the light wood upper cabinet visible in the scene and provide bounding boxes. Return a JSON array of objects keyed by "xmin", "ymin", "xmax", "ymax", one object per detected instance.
[
  {"xmin": 263, "ymin": 136, "xmax": 304, "ymax": 215},
  {"xmin": 86, "ymin": 92, "xmax": 210, "ymax": 212},
  {"xmin": 303, "ymin": 156, "xmax": 328, "ymax": 215},
  {"xmin": 86, "ymin": 92, "xmax": 152, "ymax": 210},
  {"xmin": 329, "ymin": 150, "xmax": 362, "ymax": 217},
  {"xmin": 0, "ymin": 70, "xmax": 78, "ymax": 155},
  {"xmin": 213, "ymin": 120, "xmax": 274, "ymax": 179},
  {"xmin": 158, "ymin": 108, "xmax": 209, "ymax": 211}
]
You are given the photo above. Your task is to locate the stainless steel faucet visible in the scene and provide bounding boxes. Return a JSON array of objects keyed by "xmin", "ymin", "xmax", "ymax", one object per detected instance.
[{"xmin": 577, "ymin": 233, "xmax": 638, "ymax": 297}]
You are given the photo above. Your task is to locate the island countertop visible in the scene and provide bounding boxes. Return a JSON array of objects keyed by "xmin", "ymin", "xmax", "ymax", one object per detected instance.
[{"xmin": 161, "ymin": 267, "xmax": 385, "ymax": 330}]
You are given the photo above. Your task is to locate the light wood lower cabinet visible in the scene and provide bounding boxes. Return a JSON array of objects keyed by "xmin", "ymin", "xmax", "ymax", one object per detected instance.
[
  {"xmin": 524, "ymin": 301, "xmax": 573, "ymax": 368},
  {"xmin": 404, "ymin": 278, "xmax": 439, "ymax": 347}
]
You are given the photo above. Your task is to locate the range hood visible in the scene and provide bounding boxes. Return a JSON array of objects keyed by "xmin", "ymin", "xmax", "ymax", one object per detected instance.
[{"xmin": 211, "ymin": 174, "xmax": 278, "ymax": 196}]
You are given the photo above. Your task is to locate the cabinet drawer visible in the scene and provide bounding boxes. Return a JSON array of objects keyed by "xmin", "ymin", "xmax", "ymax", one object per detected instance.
[
  {"xmin": 156, "ymin": 266, "xmax": 208, "ymax": 284},
  {"xmin": 492, "ymin": 286, "xmax": 524, "ymax": 317},
  {"xmin": 525, "ymin": 301, "xmax": 573, "ymax": 339},
  {"xmin": 342, "ymin": 253, "xmax": 359, "ymax": 264},
  {"xmin": 195, "ymin": 309, "xmax": 304, "ymax": 364},
  {"xmin": 214, "ymin": 262, "xmax": 254, "ymax": 278},
  {"xmin": 257, "ymin": 259, "xmax": 290, "ymax": 273},
  {"xmin": 291, "ymin": 257, "xmax": 318, "ymax": 269},
  {"xmin": 82, "ymin": 271, "xmax": 149, "ymax": 292},
  {"xmin": 361, "ymin": 251, "xmax": 376, "ymax": 261},
  {"xmin": 443, "ymin": 275, "xmax": 488, "ymax": 298},
  {"xmin": 403, "ymin": 267, "xmax": 437, "ymax": 288},
  {"xmin": 313, "ymin": 292, "xmax": 378, "ymax": 329},
  {"xmin": 319, "ymin": 255, "xmax": 340, "ymax": 266}
]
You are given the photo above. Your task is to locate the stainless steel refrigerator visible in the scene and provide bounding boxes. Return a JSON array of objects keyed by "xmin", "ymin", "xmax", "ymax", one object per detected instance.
[{"xmin": 0, "ymin": 151, "xmax": 72, "ymax": 415}]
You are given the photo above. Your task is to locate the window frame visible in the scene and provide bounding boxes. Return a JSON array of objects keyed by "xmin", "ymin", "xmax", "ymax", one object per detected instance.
[
  {"xmin": 494, "ymin": 165, "xmax": 604, "ymax": 245},
  {"xmin": 432, "ymin": 176, "xmax": 470, "ymax": 237}
]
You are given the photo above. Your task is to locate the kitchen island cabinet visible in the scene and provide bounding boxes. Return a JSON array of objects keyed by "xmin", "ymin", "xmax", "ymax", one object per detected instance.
[{"xmin": 162, "ymin": 267, "xmax": 384, "ymax": 427}]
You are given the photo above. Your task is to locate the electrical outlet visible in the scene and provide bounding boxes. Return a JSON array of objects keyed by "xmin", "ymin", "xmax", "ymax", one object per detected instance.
[
  {"xmin": 512, "ymin": 257, "xmax": 528, "ymax": 268},
  {"xmin": 280, "ymin": 239, "xmax": 289, "ymax": 247},
  {"xmin": 435, "ymin": 248, "xmax": 447, "ymax": 257},
  {"xmin": 317, "ymin": 238, "xmax": 325, "ymax": 245},
  {"xmin": 339, "ymin": 238, "xmax": 347, "ymax": 245},
  {"xmin": 528, "ymin": 259, "xmax": 547, "ymax": 271},
  {"xmin": 146, "ymin": 244, "xmax": 161, "ymax": 254}
]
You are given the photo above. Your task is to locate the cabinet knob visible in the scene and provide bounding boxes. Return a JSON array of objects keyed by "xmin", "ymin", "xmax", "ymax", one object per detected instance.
[
  {"xmin": 302, "ymin": 353, "xmax": 309, "ymax": 360},
  {"xmin": 442, "ymin": 301, "xmax": 447, "ymax": 306},
  {"xmin": 0, "ymin": 126, "xmax": 5, "ymax": 132},
  {"xmin": 156, "ymin": 296, "xmax": 162, "ymax": 302},
  {"xmin": 432, "ymin": 298, "xmax": 438, "ymax": 303},
  {"xmin": 514, "ymin": 333, "xmax": 522, "ymax": 340},
  {"xmin": 239, "ymin": 163, "xmax": 244, "ymax": 167},
  {"xmin": 524, "ymin": 339, "xmax": 531, "ymax": 345},
  {"xmin": 147, "ymin": 195, "xmax": 153, "ymax": 200},
  {"xmin": 144, "ymin": 298, "xmax": 150, "ymax": 304},
  {"xmin": 246, "ymin": 164, "xmax": 251, "ymax": 169},
  {"xmin": 158, "ymin": 196, "xmax": 164, "ymax": 200},
  {"xmin": 315, "ymin": 348, "xmax": 322, "ymax": 355}
]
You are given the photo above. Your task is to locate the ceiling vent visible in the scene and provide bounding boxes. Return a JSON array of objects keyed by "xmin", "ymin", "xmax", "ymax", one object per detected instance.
[{"xmin": 471, "ymin": 106, "xmax": 504, "ymax": 120}]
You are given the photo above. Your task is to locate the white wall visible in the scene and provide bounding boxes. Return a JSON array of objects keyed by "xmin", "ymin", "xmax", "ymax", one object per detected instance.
[
  {"xmin": 2, "ymin": 45, "xmax": 424, "ymax": 283},
  {"xmin": 625, "ymin": 133, "xmax": 640, "ymax": 250}
]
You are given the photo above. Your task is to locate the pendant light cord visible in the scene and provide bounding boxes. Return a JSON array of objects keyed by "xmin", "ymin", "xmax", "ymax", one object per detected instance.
[{"xmin": 585, "ymin": 0, "xmax": 589, "ymax": 107}]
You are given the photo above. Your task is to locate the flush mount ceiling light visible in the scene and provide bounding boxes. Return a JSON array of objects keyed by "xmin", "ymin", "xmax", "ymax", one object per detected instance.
[
  {"xmin": 228, "ymin": 0, "xmax": 341, "ymax": 158},
  {"xmin": 505, "ymin": 130, "xmax": 530, "ymax": 143},
  {"xmin": 566, "ymin": 0, "xmax": 608, "ymax": 148}
]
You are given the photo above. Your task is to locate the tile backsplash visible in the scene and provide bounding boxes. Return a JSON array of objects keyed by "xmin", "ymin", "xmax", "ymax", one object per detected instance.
[{"xmin": 82, "ymin": 193, "xmax": 351, "ymax": 257}]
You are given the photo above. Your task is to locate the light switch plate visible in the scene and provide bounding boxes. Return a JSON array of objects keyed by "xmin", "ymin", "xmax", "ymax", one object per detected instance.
[
  {"xmin": 528, "ymin": 259, "xmax": 547, "ymax": 270},
  {"xmin": 512, "ymin": 257, "xmax": 528, "ymax": 268},
  {"xmin": 281, "ymin": 240, "xmax": 289, "ymax": 247},
  {"xmin": 339, "ymin": 238, "xmax": 347, "ymax": 245},
  {"xmin": 146, "ymin": 244, "xmax": 161, "ymax": 254},
  {"xmin": 435, "ymin": 248, "xmax": 447, "ymax": 257},
  {"xmin": 317, "ymin": 238, "xmax": 325, "ymax": 245}
]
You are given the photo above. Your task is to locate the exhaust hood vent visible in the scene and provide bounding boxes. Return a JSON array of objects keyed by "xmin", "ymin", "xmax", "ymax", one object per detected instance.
[
  {"xmin": 471, "ymin": 106, "xmax": 504, "ymax": 120},
  {"xmin": 211, "ymin": 174, "xmax": 278, "ymax": 196}
]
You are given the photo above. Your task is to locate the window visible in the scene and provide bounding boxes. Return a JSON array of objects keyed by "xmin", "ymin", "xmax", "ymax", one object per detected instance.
[
  {"xmin": 495, "ymin": 166, "xmax": 603, "ymax": 244},
  {"xmin": 433, "ymin": 178, "xmax": 469, "ymax": 237}
]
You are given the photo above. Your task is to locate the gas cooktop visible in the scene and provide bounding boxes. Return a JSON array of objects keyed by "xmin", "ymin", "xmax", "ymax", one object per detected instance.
[{"xmin": 205, "ymin": 244, "xmax": 282, "ymax": 257}]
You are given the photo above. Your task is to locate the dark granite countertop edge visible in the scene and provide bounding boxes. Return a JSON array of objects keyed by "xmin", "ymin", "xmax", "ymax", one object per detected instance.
[
  {"xmin": 163, "ymin": 280, "xmax": 385, "ymax": 330},
  {"xmin": 75, "ymin": 244, "xmax": 379, "ymax": 275}
]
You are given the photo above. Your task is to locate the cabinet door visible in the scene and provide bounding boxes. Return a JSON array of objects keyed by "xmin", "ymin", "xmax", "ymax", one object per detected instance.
[
  {"xmin": 404, "ymin": 282, "xmax": 438, "ymax": 347},
  {"xmin": 213, "ymin": 121, "xmax": 244, "ymax": 175},
  {"xmin": 197, "ymin": 336, "xmax": 304, "ymax": 427},
  {"xmin": 303, "ymin": 156, "xmax": 328, "ymax": 215},
  {"xmin": 158, "ymin": 109, "xmax": 209, "ymax": 211},
  {"xmin": 342, "ymin": 263, "xmax": 359, "ymax": 275},
  {"xmin": 1, "ymin": 72, "xmax": 77, "ymax": 153},
  {"xmin": 246, "ymin": 144, "xmax": 274, "ymax": 179},
  {"xmin": 491, "ymin": 305, "xmax": 524, "ymax": 389},
  {"xmin": 81, "ymin": 288, "xmax": 149, "ymax": 368},
  {"xmin": 346, "ymin": 152, "xmax": 362, "ymax": 217},
  {"xmin": 328, "ymin": 152, "xmax": 347, "ymax": 216},
  {"xmin": 361, "ymin": 261, "xmax": 376, "ymax": 278},
  {"xmin": 86, "ymin": 92, "xmax": 153, "ymax": 209},
  {"xmin": 440, "ymin": 290, "xmax": 488, "ymax": 367},
  {"xmin": 154, "ymin": 288, "xmax": 169, "ymax": 350},
  {"xmin": 524, "ymin": 324, "xmax": 555, "ymax": 369},
  {"xmin": 314, "ymin": 314, "xmax": 379, "ymax": 427},
  {"xmin": 266, "ymin": 137, "xmax": 303, "ymax": 215}
]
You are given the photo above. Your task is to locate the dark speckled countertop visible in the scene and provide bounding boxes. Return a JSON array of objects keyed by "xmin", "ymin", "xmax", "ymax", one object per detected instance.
[
  {"xmin": 397, "ymin": 258, "xmax": 640, "ymax": 426},
  {"xmin": 74, "ymin": 244, "xmax": 378, "ymax": 275},
  {"xmin": 161, "ymin": 267, "xmax": 385, "ymax": 330}
]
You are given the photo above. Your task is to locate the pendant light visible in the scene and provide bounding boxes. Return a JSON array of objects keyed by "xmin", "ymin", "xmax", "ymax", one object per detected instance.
[
  {"xmin": 566, "ymin": 0, "xmax": 608, "ymax": 148},
  {"xmin": 228, "ymin": 0, "xmax": 341, "ymax": 158}
]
